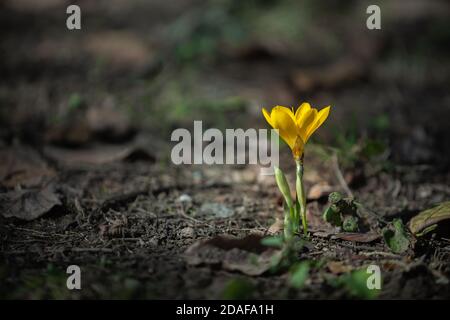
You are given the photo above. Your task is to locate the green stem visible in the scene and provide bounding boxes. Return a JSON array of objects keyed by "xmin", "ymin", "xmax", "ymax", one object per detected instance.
[
  {"xmin": 274, "ymin": 166, "xmax": 295, "ymax": 240},
  {"xmin": 284, "ymin": 206, "xmax": 295, "ymax": 240},
  {"xmin": 295, "ymin": 159, "xmax": 308, "ymax": 236}
]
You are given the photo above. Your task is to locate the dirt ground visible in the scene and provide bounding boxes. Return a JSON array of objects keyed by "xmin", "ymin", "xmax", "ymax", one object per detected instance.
[{"xmin": 1, "ymin": 0, "xmax": 450, "ymax": 299}]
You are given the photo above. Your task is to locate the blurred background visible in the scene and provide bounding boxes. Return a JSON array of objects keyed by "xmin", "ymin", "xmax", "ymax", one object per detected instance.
[{"xmin": 1, "ymin": 0, "xmax": 449, "ymax": 166}]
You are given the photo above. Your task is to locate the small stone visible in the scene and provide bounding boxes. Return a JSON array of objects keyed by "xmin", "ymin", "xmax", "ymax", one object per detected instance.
[
  {"xmin": 178, "ymin": 194, "xmax": 192, "ymax": 204},
  {"xmin": 235, "ymin": 206, "xmax": 246, "ymax": 215},
  {"xmin": 200, "ymin": 202, "xmax": 234, "ymax": 219},
  {"xmin": 180, "ymin": 227, "xmax": 195, "ymax": 238}
]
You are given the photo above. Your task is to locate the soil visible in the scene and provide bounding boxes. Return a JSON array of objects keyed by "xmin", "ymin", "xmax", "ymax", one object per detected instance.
[
  {"xmin": 1, "ymin": 0, "xmax": 450, "ymax": 299},
  {"xmin": 1, "ymin": 159, "xmax": 450, "ymax": 299}
]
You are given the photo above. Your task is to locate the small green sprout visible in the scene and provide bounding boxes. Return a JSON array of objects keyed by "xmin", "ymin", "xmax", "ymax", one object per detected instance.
[
  {"xmin": 323, "ymin": 192, "xmax": 362, "ymax": 231},
  {"xmin": 343, "ymin": 216, "xmax": 359, "ymax": 232},
  {"xmin": 382, "ymin": 219, "xmax": 410, "ymax": 254}
]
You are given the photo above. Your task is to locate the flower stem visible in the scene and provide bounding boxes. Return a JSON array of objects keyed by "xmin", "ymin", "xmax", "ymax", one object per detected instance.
[
  {"xmin": 295, "ymin": 159, "xmax": 308, "ymax": 236},
  {"xmin": 274, "ymin": 166, "xmax": 295, "ymax": 240}
]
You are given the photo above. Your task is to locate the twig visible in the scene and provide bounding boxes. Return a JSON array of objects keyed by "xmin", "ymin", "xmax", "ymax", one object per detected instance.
[
  {"xmin": 331, "ymin": 153, "xmax": 353, "ymax": 198},
  {"xmin": 175, "ymin": 202, "xmax": 215, "ymax": 228},
  {"xmin": 71, "ymin": 248, "xmax": 113, "ymax": 253},
  {"xmin": 338, "ymin": 242, "xmax": 381, "ymax": 251},
  {"xmin": 359, "ymin": 251, "xmax": 401, "ymax": 258}
]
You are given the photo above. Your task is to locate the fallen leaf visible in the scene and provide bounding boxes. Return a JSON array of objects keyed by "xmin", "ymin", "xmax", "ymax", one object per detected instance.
[
  {"xmin": 45, "ymin": 115, "xmax": 92, "ymax": 146},
  {"xmin": 222, "ymin": 249, "xmax": 281, "ymax": 276},
  {"xmin": 333, "ymin": 232, "xmax": 381, "ymax": 243},
  {"xmin": 0, "ymin": 146, "xmax": 56, "ymax": 188},
  {"xmin": 291, "ymin": 57, "xmax": 367, "ymax": 92},
  {"xmin": 307, "ymin": 182, "xmax": 334, "ymax": 200},
  {"xmin": 0, "ymin": 184, "xmax": 61, "ymax": 220},
  {"xmin": 327, "ymin": 261, "xmax": 353, "ymax": 275},
  {"xmin": 408, "ymin": 201, "xmax": 450, "ymax": 235},
  {"xmin": 45, "ymin": 100, "xmax": 134, "ymax": 146},
  {"xmin": 43, "ymin": 143, "xmax": 155, "ymax": 167},
  {"xmin": 86, "ymin": 102, "xmax": 134, "ymax": 143},
  {"xmin": 184, "ymin": 234, "xmax": 280, "ymax": 276},
  {"xmin": 83, "ymin": 31, "xmax": 155, "ymax": 71},
  {"xmin": 268, "ymin": 218, "xmax": 284, "ymax": 234}
]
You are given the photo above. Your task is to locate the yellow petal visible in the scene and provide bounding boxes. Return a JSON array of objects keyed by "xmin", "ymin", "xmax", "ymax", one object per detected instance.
[
  {"xmin": 274, "ymin": 105, "xmax": 296, "ymax": 123},
  {"xmin": 270, "ymin": 106, "xmax": 300, "ymax": 149},
  {"xmin": 296, "ymin": 103, "xmax": 317, "ymax": 143},
  {"xmin": 304, "ymin": 106, "xmax": 331, "ymax": 141},
  {"xmin": 262, "ymin": 108, "xmax": 274, "ymax": 128},
  {"xmin": 295, "ymin": 102, "xmax": 311, "ymax": 121}
]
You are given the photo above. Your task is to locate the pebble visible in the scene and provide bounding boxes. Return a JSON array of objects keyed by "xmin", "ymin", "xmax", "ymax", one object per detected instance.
[
  {"xmin": 200, "ymin": 202, "xmax": 234, "ymax": 219},
  {"xmin": 178, "ymin": 194, "xmax": 192, "ymax": 203},
  {"xmin": 180, "ymin": 227, "xmax": 195, "ymax": 238}
]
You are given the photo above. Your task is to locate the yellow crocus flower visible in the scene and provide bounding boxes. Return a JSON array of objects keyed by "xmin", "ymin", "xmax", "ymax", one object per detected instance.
[{"xmin": 262, "ymin": 102, "xmax": 331, "ymax": 159}]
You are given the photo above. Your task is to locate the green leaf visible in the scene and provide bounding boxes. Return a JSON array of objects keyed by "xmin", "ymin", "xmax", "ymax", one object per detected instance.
[
  {"xmin": 289, "ymin": 261, "xmax": 310, "ymax": 289},
  {"xmin": 342, "ymin": 216, "xmax": 359, "ymax": 232},
  {"xmin": 383, "ymin": 219, "xmax": 410, "ymax": 254},
  {"xmin": 274, "ymin": 166, "xmax": 293, "ymax": 209},
  {"xmin": 337, "ymin": 269, "xmax": 380, "ymax": 299},
  {"xmin": 68, "ymin": 93, "xmax": 83, "ymax": 111},
  {"xmin": 328, "ymin": 192, "xmax": 343, "ymax": 204},
  {"xmin": 221, "ymin": 278, "xmax": 254, "ymax": 300},
  {"xmin": 261, "ymin": 236, "xmax": 284, "ymax": 248},
  {"xmin": 323, "ymin": 206, "xmax": 342, "ymax": 226},
  {"xmin": 409, "ymin": 201, "xmax": 450, "ymax": 235}
]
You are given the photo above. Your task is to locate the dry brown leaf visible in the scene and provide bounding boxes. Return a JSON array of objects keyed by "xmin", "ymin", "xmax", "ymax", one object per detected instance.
[
  {"xmin": 268, "ymin": 218, "xmax": 284, "ymax": 234},
  {"xmin": 184, "ymin": 234, "xmax": 279, "ymax": 276},
  {"xmin": 44, "ymin": 143, "xmax": 154, "ymax": 167},
  {"xmin": 333, "ymin": 232, "xmax": 381, "ymax": 243},
  {"xmin": 0, "ymin": 146, "xmax": 56, "ymax": 189},
  {"xmin": 327, "ymin": 261, "xmax": 353, "ymax": 274},
  {"xmin": 83, "ymin": 31, "xmax": 155, "ymax": 71},
  {"xmin": 307, "ymin": 182, "xmax": 335, "ymax": 200},
  {"xmin": 0, "ymin": 183, "xmax": 61, "ymax": 220},
  {"xmin": 291, "ymin": 58, "xmax": 366, "ymax": 92},
  {"xmin": 45, "ymin": 102, "xmax": 134, "ymax": 146},
  {"xmin": 408, "ymin": 201, "xmax": 450, "ymax": 235},
  {"xmin": 86, "ymin": 103, "xmax": 133, "ymax": 142}
]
